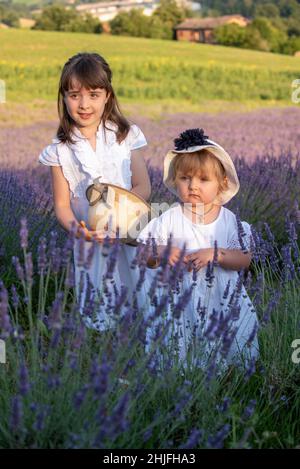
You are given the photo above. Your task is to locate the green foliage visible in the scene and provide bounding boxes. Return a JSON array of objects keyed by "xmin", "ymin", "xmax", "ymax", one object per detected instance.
[
  {"xmin": 202, "ymin": 0, "xmax": 300, "ymax": 18},
  {"xmin": 0, "ymin": 3, "xmax": 20, "ymax": 27},
  {"xmin": 32, "ymin": 4, "xmax": 102, "ymax": 34},
  {"xmin": 110, "ymin": 0, "xmax": 186, "ymax": 40},
  {"xmin": 153, "ymin": 0, "xmax": 185, "ymax": 28},
  {"xmin": 214, "ymin": 14, "xmax": 295, "ymax": 54},
  {"xmin": 255, "ymin": 2, "xmax": 280, "ymax": 18},
  {"xmin": 214, "ymin": 23, "xmax": 247, "ymax": 48}
]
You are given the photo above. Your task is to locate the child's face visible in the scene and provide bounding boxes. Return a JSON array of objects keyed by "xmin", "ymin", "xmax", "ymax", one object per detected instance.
[
  {"xmin": 64, "ymin": 78, "xmax": 109, "ymax": 130},
  {"xmin": 175, "ymin": 169, "xmax": 221, "ymax": 206}
]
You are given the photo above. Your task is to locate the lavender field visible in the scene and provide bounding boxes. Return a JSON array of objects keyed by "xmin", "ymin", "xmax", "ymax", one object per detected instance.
[{"xmin": 0, "ymin": 105, "xmax": 300, "ymax": 448}]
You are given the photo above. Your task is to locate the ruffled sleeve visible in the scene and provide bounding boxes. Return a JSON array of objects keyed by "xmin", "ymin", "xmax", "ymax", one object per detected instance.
[
  {"xmin": 126, "ymin": 124, "xmax": 147, "ymax": 150},
  {"xmin": 39, "ymin": 142, "xmax": 61, "ymax": 167},
  {"xmin": 227, "ymin": 220, "xmax": 253, "ymax": 252},
  {"xmin": 137, "ymin": 216, "xmax": 169, "ymax": 246}
]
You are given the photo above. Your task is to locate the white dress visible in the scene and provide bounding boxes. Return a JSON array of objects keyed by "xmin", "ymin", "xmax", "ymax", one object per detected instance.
[
  {"xmin": 137, "ymin": 203, "xmax": 259, "ymax": 369},
  {"xmin": 39, "ymin": 121, "xmax": 147, "ymax": 330}
]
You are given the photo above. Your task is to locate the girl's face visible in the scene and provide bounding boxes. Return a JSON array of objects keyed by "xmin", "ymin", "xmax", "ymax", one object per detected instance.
[
  {"xmin": 175, "ymin": 169, "xmax": 222, "ymax": 206},
  {"xmin": 64, "ymin": 78, "xmax": 110, "ymax": 131}
]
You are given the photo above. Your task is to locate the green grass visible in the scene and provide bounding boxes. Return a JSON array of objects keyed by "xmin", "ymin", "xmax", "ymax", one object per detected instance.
[{"xmin": 0, "ymin": 28, "xmax": 300, "ymax": 111}]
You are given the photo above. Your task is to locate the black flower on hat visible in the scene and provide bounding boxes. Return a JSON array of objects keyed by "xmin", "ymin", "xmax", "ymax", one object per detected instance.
[{"xmin": 174, "ymin": 128, "xmax": 210, "ymax": 151}]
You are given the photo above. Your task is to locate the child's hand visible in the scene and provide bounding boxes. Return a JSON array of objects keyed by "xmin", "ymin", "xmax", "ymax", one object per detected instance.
[
  {"xmin": 91, "ymin": 222, "xmax": 120, "ymax": 245},
  {"xmin": 166, "ymin": 246, "xmax": 182, "ymax": 267},
  {"xmin": 77, "ymin": 221, "xmax": 93, "ymax": 241},
  {"xmin": 184, "ymin": 248, "xmax": 215, "ymax": 272},
  {"xmin": 77, "ymin": 221, "xmax": 118, "ymax": 244}
]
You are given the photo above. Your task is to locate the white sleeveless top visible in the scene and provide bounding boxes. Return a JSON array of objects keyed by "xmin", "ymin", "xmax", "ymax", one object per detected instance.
[{"xmin": 38, "ymin": 121, "xmax": 147, "ymax": 222}]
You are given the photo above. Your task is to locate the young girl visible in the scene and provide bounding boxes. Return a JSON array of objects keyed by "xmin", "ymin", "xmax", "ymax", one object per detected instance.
[
  {"xmin": 39, "ymin": 52, "xmax": 151, "ymax": 330},
  {"xmin": 137, "ymin": 128, "xmax": 259, "ymax": 370}
]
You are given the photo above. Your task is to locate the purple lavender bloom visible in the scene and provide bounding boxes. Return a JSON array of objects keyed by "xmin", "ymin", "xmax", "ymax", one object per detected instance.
[
  {"xmin": 242, "ymin": 399, "xmax": 257, "ymax": 420},
  {"xmin": 19, "ymin": 361, "xmax": 30, "ymax": 397},
  {"xmin": 48, "ymin": 291, "xmax": 64, "ymax": 331},
  {"xmin": 207, "ymin": 423, "xmax": 231, "ymax": 449},
  {"xmin": 262, "ymin": 289, "xmax": 282, "ymax": 324},
  {"xmin": 0, "ymin": 281, "xmax": 12, "ymax": 339},
  {"xmin": 90, "ymin": 356, "xmax": 111, "ymax": 397},
  {"xmin": 25, "ymin": 252, "xmax": 33, "ymax": 285},
  {"xmin": 110, "ymin": 391, "xmax": 130, "ymax": 435},
  {"xmin": 73, "ymin": 385, "xmax": 90, "ymax": 410},
  {"xmin": 20, "ymin": 217, "xmax": 28, "ymax": 250},
  {"xmin": 244, "ymin": 357, "xmax": 257, "ymax": 382},
  {"xmin": 143, "ymin": 427, "xmax": 153, "ymax": 443},
  {"xmin": 179, "ymin": 429, "xmax": 203, "ymax": 449},
  {"xmin": 12, "ymin": 256, "xmax": 25, "ymax": 282},
  {"xmin": 37, "ymin": 236, "xmax": 47, "ymax": 274},
  {"xmin": 32, "ymin": 404, "xmax": 51, "ymax": 432},
  {"xmin": 10, "ymin": 284, "xmax": 19, "ymax": 309},
  {"xmin": 216, "ymin": 397, "xmax": 231, "ymax": 413},
  {"xmin": 10, "ymin": 395, "xmax": 23, "ymax": 433},
  {"xmin": 65, "ymin": 264, "xmax": 75, "ymax": 289}
]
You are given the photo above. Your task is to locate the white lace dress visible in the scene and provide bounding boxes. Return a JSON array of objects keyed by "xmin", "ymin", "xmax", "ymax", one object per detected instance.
[
  {"xmin": 39, "ymin": 121, "xmax": 147, "ymax": 330},
  {"xmin": 137, "ymin": 203, "xmax": 259, "ymax": 368}
]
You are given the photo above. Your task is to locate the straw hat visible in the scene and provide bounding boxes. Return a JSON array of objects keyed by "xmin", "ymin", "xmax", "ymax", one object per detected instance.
[
  {"xmin": 86, "ymin": 180, "xmax": 156, "ymax": 246},
  {"xmin": 163, "ymin": 128, "xmax": 240, "ymax": 205}
]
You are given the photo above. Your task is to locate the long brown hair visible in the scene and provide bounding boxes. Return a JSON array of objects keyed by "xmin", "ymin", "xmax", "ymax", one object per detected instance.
[{"xmin": 57, "ymin": 52, "xmax": 130, "ymax": 145}]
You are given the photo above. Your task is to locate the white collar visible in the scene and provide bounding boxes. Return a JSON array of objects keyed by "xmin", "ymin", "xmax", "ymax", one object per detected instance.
[{"xmin": 71, "ymin": 120, "xmax": 117, "ymax": 147}]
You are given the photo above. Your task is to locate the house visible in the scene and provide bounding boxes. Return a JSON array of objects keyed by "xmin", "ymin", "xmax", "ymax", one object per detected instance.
[
  {"xmin": 174, "ymin": 15, "xmax": 250, "ymax": 44},
  {"xmin": 76, "ymin": 0, "xmax": 160, "ymax": 23}
]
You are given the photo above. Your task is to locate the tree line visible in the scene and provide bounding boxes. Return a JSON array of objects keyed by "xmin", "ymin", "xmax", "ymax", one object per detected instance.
[{"xmin": 1, "ymin": 0, "xmax": 300, "ymax": 55}]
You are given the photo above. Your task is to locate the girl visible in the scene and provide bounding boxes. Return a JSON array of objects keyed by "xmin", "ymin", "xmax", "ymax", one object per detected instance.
[
  {"xmin": 39, "ymin": 52, "xmax": 151, "ymax": 331},
  {"xmin": 137, "ymin": 128, "xmax": 259, "ymax": 370}
]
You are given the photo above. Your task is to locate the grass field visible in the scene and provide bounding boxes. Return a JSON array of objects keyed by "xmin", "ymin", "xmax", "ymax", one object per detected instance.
[{"xmin": 0, "ymin": 28, "xmax": 300, "ymax": 119}]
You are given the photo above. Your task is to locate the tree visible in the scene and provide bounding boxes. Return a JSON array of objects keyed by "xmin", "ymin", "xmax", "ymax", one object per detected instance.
[
  {"xmin": 64, "ymin": 13, "xmax": 102, "ymax": 34},
  {"xmin": 214, "ymin": 23, "xmax": 246, "ymax": 47},
  {"xmin": 251, "ymin": 17, "xmax": 287, "ymax": 52},
  {"xmin": 33, "ymin": 5, "xmax": 102, "ymax": 34},
  {"xmin": 255, "ymin": 3, "xmax": 280, "ymax": 18},
  {"xmin": 110, "ymin": 9, "xmax": 151, "ymax": 37},
  {"xmin": 33, "ymin": 5, "xmax": 77, "ymax": 31},
  {"xmin": 153, "ymin": 0, "xmax": 185, "ymax": 28}
]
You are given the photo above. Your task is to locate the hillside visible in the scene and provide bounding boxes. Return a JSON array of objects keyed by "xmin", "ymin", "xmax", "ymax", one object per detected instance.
[{"xmin": 0, "ymin": 28, "xmax": 300, "ymax": 115}]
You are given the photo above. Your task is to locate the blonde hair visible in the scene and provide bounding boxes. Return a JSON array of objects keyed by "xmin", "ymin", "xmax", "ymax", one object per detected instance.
[{"xmin": 173, "ymin": 149, "xmax": 229, "ymax": 194}]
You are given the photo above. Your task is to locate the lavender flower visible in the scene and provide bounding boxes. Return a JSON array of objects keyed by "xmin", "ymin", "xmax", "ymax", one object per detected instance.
[
  {"xmin": 19, "ymin": 362, "xmax": 30, "ymax": 397},
  {"xmin": 179, "ymin": 429, "xmax": 203, "ymax": 449},
  {"xmin": 10, "ymin": 395, "xmax": 23, "ymax": 433},
  {"xmin": 207, "ymin": 423, "xmax": 231, "ymax": 449},
  {"xmin": 0, "ymin": 281, "xmax": 12, "ymax": 339},
  {"xmin": 20, "ymin": 217, "xmax": 28, "ymax": 249},
  {"xmin": 242, "ymin": 399, "xmax": 257, "ymax": 420}
]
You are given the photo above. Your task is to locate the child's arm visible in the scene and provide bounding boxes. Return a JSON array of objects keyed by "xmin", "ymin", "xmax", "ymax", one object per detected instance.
[
  {"xmin": 51, "ymin": 167, "xmax": 92, "ymax": 240},
  {"xmin": 185, "ymin": 248, "xmax": 252, "ymax": 272},
  {"xmin": 217, "ymin": 248, "xmax": 252, "ymax": 271},
  {"xmin": 130, "ymin": 151, "xmax": 151, "ymax": 201},
  {"xmin": 144, "ymin": 245, "xmax": 182, "ymax": 269},
  {"xmin": 51, "ymin": 167, "xmax": 79, "ymax": 232}
]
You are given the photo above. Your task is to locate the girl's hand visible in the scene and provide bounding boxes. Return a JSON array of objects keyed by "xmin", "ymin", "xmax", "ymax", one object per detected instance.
[
  {"xmin": 76, "ymin": 221, "xmax": 93, "ymax": 241},
  {"xmin": 166, "ymin": 246, "xmax": 182, "ymax": 267},
  {"xmin": 77, "ymin": 221, "xmax": 118, "ymax": 244},
  {"xmin": 184, "ymin": 248, "xmax": 215, "ymax": 272}
]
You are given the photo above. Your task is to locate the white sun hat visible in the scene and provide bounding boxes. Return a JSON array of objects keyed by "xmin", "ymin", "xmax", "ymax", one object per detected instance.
[{"xmin": 163, "ymin": 128, "xmax": 240, "ymax": 205}]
